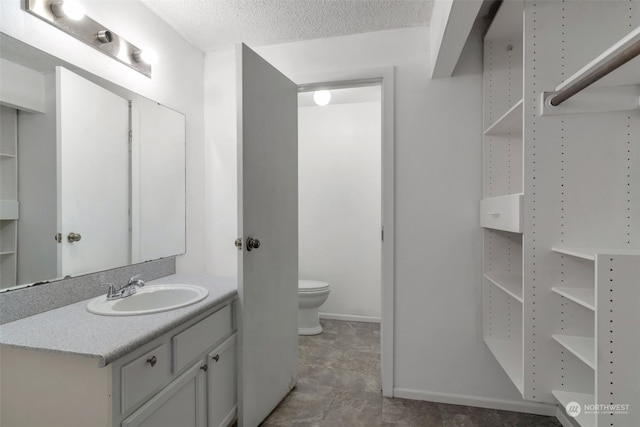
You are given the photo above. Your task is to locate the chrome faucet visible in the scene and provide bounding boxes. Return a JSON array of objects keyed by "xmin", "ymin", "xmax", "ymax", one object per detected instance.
[{"xmin": 105, "ymin": 274, "xmax": 145, "ymax": 300}]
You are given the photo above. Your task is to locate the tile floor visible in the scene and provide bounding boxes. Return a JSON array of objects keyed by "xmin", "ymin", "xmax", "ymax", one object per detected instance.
[{"xmin": 260, "ymin": 319, "xmax": 563, "ymax": 427}]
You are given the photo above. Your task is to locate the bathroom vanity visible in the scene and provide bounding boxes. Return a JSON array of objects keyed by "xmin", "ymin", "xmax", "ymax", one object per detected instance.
[{"xmin": 0, "ymin": 275, "xmax": 237, "ymax": 427}]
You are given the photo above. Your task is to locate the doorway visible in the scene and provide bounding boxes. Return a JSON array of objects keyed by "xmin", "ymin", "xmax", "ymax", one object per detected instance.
[
  {"xmin": 295, "ymin": 68, "xmax": 395, "ymax": 396},
  {"xmin": 297, "ymin": 85, "xmax": 382, "ymax": 322}
]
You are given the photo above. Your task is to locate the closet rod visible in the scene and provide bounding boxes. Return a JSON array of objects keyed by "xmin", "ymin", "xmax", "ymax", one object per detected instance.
[{"xmin": 549, "ymin": 39, "xmax": 640, "ymax": 106}]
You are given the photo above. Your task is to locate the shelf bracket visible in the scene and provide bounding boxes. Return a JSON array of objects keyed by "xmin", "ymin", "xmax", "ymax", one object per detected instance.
[{"xmin": 540, "ymin": 85, "xmax": 640, "ymax": 116}]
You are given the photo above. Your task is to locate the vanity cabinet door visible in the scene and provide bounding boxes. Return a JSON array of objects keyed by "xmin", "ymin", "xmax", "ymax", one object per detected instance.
[
  {"xmin": 122, "ymin": 360, "xmax": 207, "ymax": 427},
  {"xmin": 207, "ymin": 334, "xmax": 237, "ymax": 427}
]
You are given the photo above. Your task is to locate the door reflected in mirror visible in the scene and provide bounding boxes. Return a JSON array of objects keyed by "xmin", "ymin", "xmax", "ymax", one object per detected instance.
[{"xmin": 0, "ymin": 33, "xmax": 186, "ymax": 291}]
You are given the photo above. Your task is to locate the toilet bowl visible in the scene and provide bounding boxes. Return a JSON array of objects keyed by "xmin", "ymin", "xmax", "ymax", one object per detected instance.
[{"xmin": 298, "ymin": 279, "xmax": 330, "ymax": 335}]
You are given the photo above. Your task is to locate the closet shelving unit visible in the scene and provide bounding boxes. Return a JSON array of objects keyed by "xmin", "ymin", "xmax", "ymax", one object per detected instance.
[
  {"xmin": 547, "ymin": 247, "xmax": 640, "ymax": 427},
  {"xmin": 484, "ymin": 5, "xmax": 639, "ymax": 424},
  {"xmin": 481, "ymin": 0, "xmax": 525, "ymax": 395},
  {"xmin": 0, "ymin": 106, "xmax": 19, "ymax": 289},
  {"xmin": 519, "ymin": 0, "xmax": 639, "ymax": 423},
  {"xmin": 544, "ymin": 24, "xmax": 640, "ymax": 427}
]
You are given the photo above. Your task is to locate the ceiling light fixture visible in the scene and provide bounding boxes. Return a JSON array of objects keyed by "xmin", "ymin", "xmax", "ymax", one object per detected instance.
[
  {"xmin": 313, "ymin": 90, "xmax": 331, "ymax": 106},
  {"xmin": 50, "ymin": 0, "xmax": 85, "ymax": 20}
]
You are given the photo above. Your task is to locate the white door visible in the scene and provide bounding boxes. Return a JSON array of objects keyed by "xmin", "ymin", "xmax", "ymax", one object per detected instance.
[
  {"xmin": 56, "ymin": 67, "xmax": 130, "ymax": 277},
  {"xmin": 236, "ymin": 44, "xmax": 299, "ymax": 427}
]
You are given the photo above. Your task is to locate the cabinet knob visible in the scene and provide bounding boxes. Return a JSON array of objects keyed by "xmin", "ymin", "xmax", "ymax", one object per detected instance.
[
  {"xmin": 200, "ymin": 364, "xmax": 208, "ymax": 372},
  {"xmin": 147, "ymin": 356, "xmax": 157, "ymax": 367},
  {"xmin": 212, "ymin": 354, "xmax": 220, "ymax": 362}
]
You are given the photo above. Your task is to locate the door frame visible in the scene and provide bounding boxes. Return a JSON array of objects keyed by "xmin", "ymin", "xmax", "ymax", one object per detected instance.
[{"xmin": 294, "ymin": 67, "xmax": 395, "ymax": 397}]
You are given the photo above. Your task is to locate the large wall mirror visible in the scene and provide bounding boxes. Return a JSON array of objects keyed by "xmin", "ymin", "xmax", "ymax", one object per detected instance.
[{"xmin": 0, "ymin": 32, "xmax": 186, "ymax": 291}]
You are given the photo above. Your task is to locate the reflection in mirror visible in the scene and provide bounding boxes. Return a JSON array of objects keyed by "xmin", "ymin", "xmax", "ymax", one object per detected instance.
[
  {"xmin": 18, "ymin": 66, "xmax": 131, "ymax": 284},
  {"xmin": 133, "ymin": 98, "xmax": 186, "ymax": 262},
  {"xmin": 0, "ymin": 33, "xmax": 186, "ymax": 291}
]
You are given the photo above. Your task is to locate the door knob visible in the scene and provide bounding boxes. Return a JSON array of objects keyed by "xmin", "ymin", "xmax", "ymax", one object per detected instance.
[
  {"xmin": 246, "ymin": 237, "xmax": 261, "ymax": 251},
  {"xmin": 67, "ymin": 232, "xmax": 82, "ymax": 243}
]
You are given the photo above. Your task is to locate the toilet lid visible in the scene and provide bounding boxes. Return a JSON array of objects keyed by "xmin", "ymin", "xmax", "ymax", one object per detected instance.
[{"xmin": 299, "ymin": 279, "xmax": 329, "ymax": 292}]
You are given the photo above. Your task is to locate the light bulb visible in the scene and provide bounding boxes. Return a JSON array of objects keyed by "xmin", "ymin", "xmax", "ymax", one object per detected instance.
[
  {"xmin": 313, "ymin": 90, "xmax": 331, "ymax": 106},
  {"xmin": 51, "ymin": 0, "xmax": 85, "ymax": 20},
  {"xmin": 133, "ymin": 49, "xmax": 158, "ymax": 65}
]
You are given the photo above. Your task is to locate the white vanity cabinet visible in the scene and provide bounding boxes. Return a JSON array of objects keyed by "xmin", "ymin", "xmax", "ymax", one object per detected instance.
[
  {"xmin": 0, "ymin": 299, "xmax": 238, "ymax": 427},
  {"xmin": 116, "ymin": 303, "xmax": 237, "ymax": 427}
]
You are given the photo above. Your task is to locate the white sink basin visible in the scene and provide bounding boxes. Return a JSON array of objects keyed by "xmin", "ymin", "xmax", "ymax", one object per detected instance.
[{"xmin": 87, "ymin": 284, "xmax": 209, "ymax": 316}]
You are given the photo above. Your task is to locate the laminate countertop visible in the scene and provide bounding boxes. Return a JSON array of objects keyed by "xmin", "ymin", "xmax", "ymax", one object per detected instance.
[{"xmin": 0, "ymin": 274, "xmax": 237, "ymax": 367}]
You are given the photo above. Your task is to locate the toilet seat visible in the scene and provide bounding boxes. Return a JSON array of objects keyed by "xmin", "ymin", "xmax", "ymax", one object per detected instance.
[{"xmin": 298, "ymin": 280, "xmax": 330, "ymax": 293}]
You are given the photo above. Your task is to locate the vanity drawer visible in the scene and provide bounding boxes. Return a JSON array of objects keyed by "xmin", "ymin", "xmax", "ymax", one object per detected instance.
[
  {"xmin": 172, "ymin": 304, "xmax": 232, "ymax": 373},
  {"xmin": 121, "ymin": 344, "xmax": 171, "ymax": 413}
]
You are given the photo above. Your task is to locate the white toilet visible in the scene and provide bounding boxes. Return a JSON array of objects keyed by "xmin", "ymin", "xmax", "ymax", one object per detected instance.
[{"xmin": 298, "ymin": 279, "xmax": 330, "ymax": 335}]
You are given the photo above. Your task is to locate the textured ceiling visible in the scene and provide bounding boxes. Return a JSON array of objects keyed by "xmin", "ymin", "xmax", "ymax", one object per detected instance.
[{"xmin": 140, "ymin": 0, "xmax": 434, "ymax": 52}]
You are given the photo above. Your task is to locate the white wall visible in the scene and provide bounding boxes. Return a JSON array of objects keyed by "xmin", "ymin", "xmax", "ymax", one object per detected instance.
[
  {"xmin": 299, "ymin": 101, "xmax": 381, "ymax": 320},
  {"xmin": 0, "ymin": 0, "xmax": 205, "ymax": 274},
  {"xmin": 205, "ymin": 26, "xmax": 533, "ymax": 406},
  {"xmin": 204, "ymin": 49, "xmax": 237, "ymax": 277}
]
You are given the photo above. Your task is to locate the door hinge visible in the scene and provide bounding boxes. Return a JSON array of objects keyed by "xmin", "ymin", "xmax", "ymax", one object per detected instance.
[
  {"xmin": 381, "ymin": 226, "xmax": 384, "ymax": 242},
  {"xmin": 128, "ymin": 130, "xmax": 132, "ymax": 144}
]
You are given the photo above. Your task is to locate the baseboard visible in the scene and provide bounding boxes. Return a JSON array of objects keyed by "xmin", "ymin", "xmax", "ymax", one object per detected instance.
[
  {"xmin": 319, "ymin": 313, "xmax": 381, "ymax": 323},
  {"xmin": 393, "ymin": 388, "xmax": 557, "ymax": 417}
]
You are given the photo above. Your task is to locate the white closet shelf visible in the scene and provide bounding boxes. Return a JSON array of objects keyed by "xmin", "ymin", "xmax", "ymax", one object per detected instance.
[
  {"xmin": 0, "ymin": 153, "xmax": 16, "ymax": 158},
  {"xmin": 555, "ymin": 26, "xmax": 640, "ymax": 90},
  {"xmin": 552, "ymin": 335, "xmax": 595, "ymax": 369},
  {"xmin": 551, "ymin": 287, "xmax": 595, "ymax": 311},
  {"xmin": 484, "ymin": 338, "xmax": 523, "ymax": 394},
  {"xmin": 480, "ymin": 193, "xmax": 523, "ymax": 233},
  {"xmin": 0, "ymin": 251, "xmax": 16, "ymax": 256},
  {"xmin": 483, "ymin": 99, "xmax": 523, "ymax": 135},
  {"xmin": 552, "ymin": 246, "xmax": 640, "ymax": 261},
  {"xmin": 484, "ymin": 271, "xmax": 523, "ymax": 302},
  {"xmin": 552, "ymin": 390, "xmax": 596, "ymax": 427}
]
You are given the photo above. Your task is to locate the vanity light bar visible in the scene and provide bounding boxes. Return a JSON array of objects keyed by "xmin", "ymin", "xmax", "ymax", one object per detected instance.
[{"xmin": 25, "ymin": 0, "xmax": 152, "ymax": 77}]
